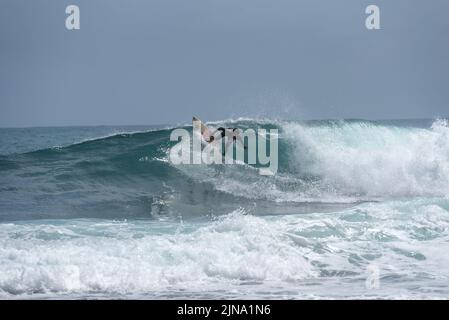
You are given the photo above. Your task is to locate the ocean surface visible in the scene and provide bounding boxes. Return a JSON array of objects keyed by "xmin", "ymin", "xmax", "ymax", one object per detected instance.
[{"xmin": 1, "ymin": 119, "xmax": 449, "ymax": 299}]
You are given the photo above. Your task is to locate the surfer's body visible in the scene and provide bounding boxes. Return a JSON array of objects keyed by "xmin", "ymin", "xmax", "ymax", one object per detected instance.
[{"xmin": 192, "ymin": 117, "xmax": 246, "ymax": 154}]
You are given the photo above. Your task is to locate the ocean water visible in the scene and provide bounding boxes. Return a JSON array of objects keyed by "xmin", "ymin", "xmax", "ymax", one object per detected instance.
[{"xmin": 1, "ymin": 119, "xmax": 449, "ymax": 299}]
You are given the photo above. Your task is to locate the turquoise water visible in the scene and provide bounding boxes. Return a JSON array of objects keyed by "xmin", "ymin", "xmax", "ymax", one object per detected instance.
[{"xmin": 1, "ymin": 119, "xmax": 449, "ymax": 299}]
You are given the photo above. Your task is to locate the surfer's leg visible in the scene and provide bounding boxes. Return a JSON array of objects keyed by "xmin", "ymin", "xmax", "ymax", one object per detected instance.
[{"xmin": 234, "ymin": 132, "xmax": 247, "ymax": 149}]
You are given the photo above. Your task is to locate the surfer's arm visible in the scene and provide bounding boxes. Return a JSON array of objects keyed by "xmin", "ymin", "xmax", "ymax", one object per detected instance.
[{"xmin": 211, "ymin": 129, "xmax": 225, "ymax": 142}]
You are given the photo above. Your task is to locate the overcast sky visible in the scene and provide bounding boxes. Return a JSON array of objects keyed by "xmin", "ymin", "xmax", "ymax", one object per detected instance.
[{"xmin": 1, "ymin": 0, "xmax": 448, "ymax": 127}]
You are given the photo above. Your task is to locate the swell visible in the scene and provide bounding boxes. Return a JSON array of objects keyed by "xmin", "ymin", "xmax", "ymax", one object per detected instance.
[{"xmin": 0, "ymin": 119, "xmax": 448, "ymax": 221}]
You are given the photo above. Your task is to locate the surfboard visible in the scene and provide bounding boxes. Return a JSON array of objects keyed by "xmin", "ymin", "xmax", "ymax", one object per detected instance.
[{"xmin": 192, "ymin": 116, "xmax": 212, "ymax": 141}]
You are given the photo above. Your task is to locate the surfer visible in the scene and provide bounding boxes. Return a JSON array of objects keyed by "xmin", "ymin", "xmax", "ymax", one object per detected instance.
[
  {"xmin": 192, "ymin": 117, "xmax": 247, "ymax": 155},
  {"xmin": 206, "ymin": 127, "xmax": 247, "ymax": 152}
]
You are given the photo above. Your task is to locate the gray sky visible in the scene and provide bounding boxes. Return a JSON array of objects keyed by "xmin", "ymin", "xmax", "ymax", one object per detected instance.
[{"xmin": 1, "ymin": 0, "xmax": 448, "ymax": 127}]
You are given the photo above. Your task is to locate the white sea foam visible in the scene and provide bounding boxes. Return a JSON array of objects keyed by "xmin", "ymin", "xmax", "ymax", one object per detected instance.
[
  {"xmin": 283, "ymin": 119, "xmax": 449, "ymax": 198},
  {"xmin": 0, "ymin": 210, "xmax": 315, "ymax": 297},
  {"xmin": 1, "ymin": 200, "xmax": 449, "ymax": 299}
]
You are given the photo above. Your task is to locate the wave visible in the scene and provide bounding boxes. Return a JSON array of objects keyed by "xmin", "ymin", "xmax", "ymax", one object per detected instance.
[
  {"xmin": 1, "ymin": 119, "xmax": 448, "ymax": 221},
  {"xmin": 284, "ymin": 119, "xmax": 449, "ymax": 198}
]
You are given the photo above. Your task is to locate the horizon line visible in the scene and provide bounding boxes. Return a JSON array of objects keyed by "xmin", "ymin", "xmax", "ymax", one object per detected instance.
[{"xmin": 0, "ymin": 117, "xmax": 447, "ymax": 129}]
